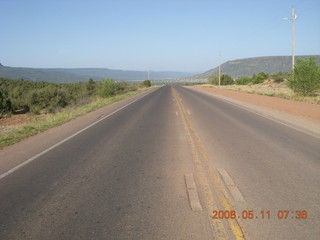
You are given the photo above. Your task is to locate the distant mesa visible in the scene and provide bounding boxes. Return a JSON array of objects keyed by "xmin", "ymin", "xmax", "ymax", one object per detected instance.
[{"xmin": 194, "ymin": 55, "xmax": 320, "ymax": 79}]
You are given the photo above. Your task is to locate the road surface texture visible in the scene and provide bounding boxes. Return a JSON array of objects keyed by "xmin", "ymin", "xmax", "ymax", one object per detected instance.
[{"xmin": 1, "ymin": 86, "xmax": 319, "ymax": 240}]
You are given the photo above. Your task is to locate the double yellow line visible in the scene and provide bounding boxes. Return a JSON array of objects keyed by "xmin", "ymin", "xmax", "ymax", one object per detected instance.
[{"xmin": 173, "ymin": 88, "xmax": 246, "ymax": 240}]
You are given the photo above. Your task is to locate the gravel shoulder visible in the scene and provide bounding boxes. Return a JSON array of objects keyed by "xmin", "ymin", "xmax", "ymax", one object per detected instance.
[{"xmin": 189, "ymin": 86, "xmax": 320, "ymax": 137}]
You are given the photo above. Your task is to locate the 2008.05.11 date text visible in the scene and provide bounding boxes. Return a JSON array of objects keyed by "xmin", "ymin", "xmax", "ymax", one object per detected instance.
[{"xmin": 212, "ymin": 210, "xmax": 308, "ymax": 220}]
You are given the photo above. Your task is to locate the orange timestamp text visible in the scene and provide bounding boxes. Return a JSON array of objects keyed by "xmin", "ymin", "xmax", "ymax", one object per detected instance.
[{"xmin": 212, "ymin": 210, "xmax": 307, "ymax": 220}]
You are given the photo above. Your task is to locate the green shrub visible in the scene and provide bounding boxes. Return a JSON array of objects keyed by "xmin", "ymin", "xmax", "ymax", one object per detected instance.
[
  {"xmin": 27, "ymin": 86, "xmax": 70, "ymax": 114},
  {"xmin": 208, "ymin": 74, "xmax": 219, "ymax": 85},
  {"xmin": 128, "ymin": 84, "xmax": 138, "ymax": 91},
  {"xmin": 221, "ymin": 74, "xmax": 234, "ymax": 85},
  {"xmin": 7, "ymin": 82, "xmax": 31, "ymax": 111},
  {"xmin": 274, "ymin": 76, "xmax": 284, "ymax": 83},
  {"xmin": 99, "ymin": 79, "xmax": 117, "ymax": 97},
  {"xmin": 0, "ymin": 77, "xmax": 140, "ymax": 115},
  {"xmin": 288, "ymin": 56, "xmax": 320, "ymax": 96},
  {"xmin": 235, "ymin": 76, "xmax": 251, "ymax": 85},
  {"xmin": 143, "ymin": 80, "xmax": 151, "ymax": 87},
  {"xmin": 114, "ymin": 81, "xmax": 129, "ymax": 94},
  {"xmin": 208, "ymin": 74, "xmax": 234, "ymax": 85},
  {"xmin": 251, "ymin": 72, "xmax": 268, "ymax": 84},
  {"xmin": 0, "ymin": 89, "xmax": 12, "ymax": 117},
  {"xmin": 270, "ymin": 72, "xmax": 289, "ymax": 83},
  {"xmin": 86, "ymin": 78, "xmax": 96, "ymax": 96}
]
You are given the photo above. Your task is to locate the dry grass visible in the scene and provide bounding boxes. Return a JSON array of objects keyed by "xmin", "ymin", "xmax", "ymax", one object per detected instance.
[{"xmin": 200, "ymin": 81, "xmax": 320, "ymax": 104}]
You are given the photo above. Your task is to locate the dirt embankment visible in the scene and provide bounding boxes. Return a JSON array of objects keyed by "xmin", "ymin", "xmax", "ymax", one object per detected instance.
[
  {"xmin": 191, "ymin": 86, "xmax": 320, "ymax": 125},
  {"xmin": 0, "ymin": 114, "xmax": 28, "ymax": 126}
]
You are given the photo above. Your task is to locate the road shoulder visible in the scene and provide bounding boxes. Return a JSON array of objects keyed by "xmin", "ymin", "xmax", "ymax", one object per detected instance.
[{"xmin": 188, "ymin": 86, "xmax": 320, "ymax": 137}]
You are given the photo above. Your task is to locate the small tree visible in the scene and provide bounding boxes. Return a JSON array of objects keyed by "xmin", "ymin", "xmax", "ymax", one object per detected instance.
[
  {"xmin": 143, "ymin": 80, "xmax": 151, "ymax": 87},
  {"xmin": 86, "ymin": 78, "xmax": 96, "ymax": 96},
  {"xmin": 221, "ymin": 74, "xmax": 234, "ymax": 85},
  {"xmin": 288, "ymin": 56, "xmax": 320, "ymax": 96}
]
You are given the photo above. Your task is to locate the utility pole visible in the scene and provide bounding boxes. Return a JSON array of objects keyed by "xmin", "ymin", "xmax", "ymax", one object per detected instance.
[
  {"xmin": 218, "ymin": 53, "xmax": 221, "ymax": 86},
  {"xmin": 291, "ymin": 7, "xmax": 297, "ymax": 70},
  {"xmin": 283, "ymin": 7, "xmax": 297, "ymax": 71},
  {"xmin": 148, "ymin": 69, "xmax": 150, "ymax": 80}
]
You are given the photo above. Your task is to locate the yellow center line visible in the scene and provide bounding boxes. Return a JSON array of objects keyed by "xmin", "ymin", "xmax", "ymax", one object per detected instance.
[
  {"xmin": 173, "ymin": 88, "xmax": 246, "ymax": 240},
  {"xmin": 191, "ymin": 123, "xmax": 246, "ymax": 239},
  {"xmin": 173, "ymin": 88, "xmax": 227, "ymax": 240}
]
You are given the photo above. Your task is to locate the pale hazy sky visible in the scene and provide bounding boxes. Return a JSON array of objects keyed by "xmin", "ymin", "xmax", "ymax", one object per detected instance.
[{"xmin": 1, "ymin": 0, "xmax": 319, "ymax": 72}]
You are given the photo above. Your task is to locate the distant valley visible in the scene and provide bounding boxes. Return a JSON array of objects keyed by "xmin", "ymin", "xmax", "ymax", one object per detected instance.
[{"xmin": 0, "ymin": 64, "xmax": 194, "ymax": 83}]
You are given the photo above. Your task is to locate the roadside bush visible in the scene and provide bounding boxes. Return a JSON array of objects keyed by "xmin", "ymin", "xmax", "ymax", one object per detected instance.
[
  {"xmin": 221, "ymin": 74, "xmax": 234, "ymax": 85},
  {"xmin": 6, "ymin": 81, "xmax": 32, "ymax": 111},
  {"xmin": 274, "ymin": 76, "xmax": 284, "ymax": 83},
  {"xmin": 99, "ymin": 79, "xmax": 117, "ymax": 97},
  {"xmin": 128, "ymin": 84, "xmax": 138, "ymax": 91},
  {"xmin": 28, "ymin": 86, "xmax": 70, "ymax": 114},
  {"xmin": 235, "ymin": 76, "xmax": 251, "ymax": 85},
  {"xmin": 100, "ymin": 79, "xmax": 137, "ymax": 97},
  {"xmin": 0, "ymin": 89, "xmax": 12, "ymax": 117},
  {"xmin": 208, "ymin": 74, "xmax": 219, "ymax": 85},
  {"xmin": 208, "ymin": 74, "xmax": 234, "ymax": 85},
  {"xmin": 270, "ymin": 72, "xmax": 289, "ymax": 83},
  {"xmin": 114, "ymin": 81, "xmax": 130, "ymax": 94},
  {"xmin": 143, "ymin": 80, "xmax": 151, "ymax": 87},
  {"xmin": 288, "ymin": 56, "xmax": 320, "ymax": 96},
  {"xmin": 251, "ymin": 72, "xmax": 268, "ymax": 84},
  {"xmin": 0, "ymin": 77, "xmax": 140, "ymax": 115}
]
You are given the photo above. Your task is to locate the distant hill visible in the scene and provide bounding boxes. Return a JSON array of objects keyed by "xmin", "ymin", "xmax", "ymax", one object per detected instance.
[
  {"xmin": 194, "ymin": 55, "xmax": 320, "ymax": 79},
  {"xmin": 0, "ymin": 65, "xmax": 193, "ymax": 83},
  {"xmin": 0, "ymin": 66, "xmax": 88, "ymax": 83}
]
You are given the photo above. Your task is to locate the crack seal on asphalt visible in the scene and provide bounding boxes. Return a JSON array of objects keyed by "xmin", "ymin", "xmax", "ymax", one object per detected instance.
[
  {"xmin": 185, "ymin": 174, "xmax": 203, "ymax": 211},
  {"xmin": 218, "ymin": 168, "xmax": 246, "ymax": 203}
]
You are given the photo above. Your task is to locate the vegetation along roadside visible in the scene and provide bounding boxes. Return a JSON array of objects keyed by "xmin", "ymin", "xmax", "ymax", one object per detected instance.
[
  {"xmin": 0, "ymin": 78, "xmax": 153, "ymax": 149},
  {"xmin": 204, "ymin": 56, "xmax": 320, "ymax": 104}
]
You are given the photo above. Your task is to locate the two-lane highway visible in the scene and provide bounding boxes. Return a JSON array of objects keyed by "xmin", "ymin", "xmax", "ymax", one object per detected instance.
[
  {"xmin": 1, "ymin": 86, "xmax": 319, "ymax": 240},
  {"xmin": 0, "ymin": 87, "xmax": 213, "ymax": 240}
]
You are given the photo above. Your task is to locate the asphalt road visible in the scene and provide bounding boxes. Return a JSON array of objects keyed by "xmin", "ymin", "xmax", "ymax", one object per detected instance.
[
  {"xmin": 176, "ymin": 86, "xmax": 320, "ymax": 240},
  {"xmin": 1, "ymin": 86, "xmax": 319, "ymax": 240}
]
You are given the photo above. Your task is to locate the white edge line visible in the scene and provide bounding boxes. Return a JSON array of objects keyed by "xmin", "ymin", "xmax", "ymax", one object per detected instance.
[
  {"xmin": 0, "ymin": 88, "xmax": 158, "ymax": 181},
  {"xmin": 185, "ymin": 87, "xmax": 320, "ymax": 139}
]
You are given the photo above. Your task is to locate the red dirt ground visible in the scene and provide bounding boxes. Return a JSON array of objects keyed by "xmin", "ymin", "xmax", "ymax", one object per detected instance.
[
  {"xmin": 192, "ymin": 86, "xmax": 320, "ymax": 124},
  {"xmin": 0, "ymin": 114, "xmax": 28, "ymax": 126}
]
